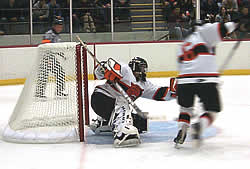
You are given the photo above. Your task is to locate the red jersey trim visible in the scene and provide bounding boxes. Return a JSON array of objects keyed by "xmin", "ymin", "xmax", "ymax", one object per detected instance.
[{"xmin": 178, "ymin": 73, "xmax": 220, "ymax": 78}]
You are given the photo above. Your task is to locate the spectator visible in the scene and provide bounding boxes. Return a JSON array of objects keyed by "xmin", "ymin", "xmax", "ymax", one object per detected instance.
[
  {"xmin": 236, "ymin": 2, "xmax": 249, "ymax": 38},
  {"xmin": 162, "ymin": 0, "xmax": 179, "ymax": 21},
  {"xmin": 48, "ymin": 0, "xmax": 63, "ymax": 26},
  {"xmin": 222, "ymin": 0, "xmax": 239, "ymax": 18},
  {"xmin": 238, "ymin": 1, "xmax": 249, "ymax": 17},
  {"xmin": 114, "ymin": 0, "xmax": 130, "ymax": 21},
  {"xmin": 76, "ymin": 0, "xmax": 97, "ymax": 32},
  {"xmin": 33, "ymin": 0, "xmax": 49, "ymax": 22},
  {"xmin": 0, "ymin": 0, "xmax": 25, "ymax": 34},
  {"xmin": 0, "ymin": 1, "xmax": 5, "ymax": 34},
  {"xmin": 96, "ymin": 0, "xmax": 111, "ymax": 25},
  {"xmin": 0, "ymin": 0, "xmax": 24, "ymax": 23},
  {"xmin": 179, "ymin": 0, "xmax": 194, "ymax": 21},
  {"xmin": 216, "ymin": 0, "xmax": 223, "ymax": 8},
  {"xmin": 215, "ymin": 7, "xmax": 233, "ymax": 38},
  {"xmin": 60, "ymin": 0, "xmax": 81, "ymax": 32},
  {"xmin": 215, "ymin": 6, "xmax": 231, "ymax": 22},
  {"xmin": 237, "ymin": 0, "xmax": 249, "ymax": 7},
  {"xmin": 164, "ymin": 7, "xmax": 184, "ymax": 39},
  {"xmin": 19, "ymin": 0, "xmax": 29, "ymax": 21},
  {"xmin": 202, "ymin": 0, "xmax": 219, "ymax": 23}
]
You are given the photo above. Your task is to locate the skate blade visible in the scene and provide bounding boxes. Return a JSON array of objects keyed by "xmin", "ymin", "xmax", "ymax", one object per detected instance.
[
  {"xmin": 192, "ymin": 139, "xmax": 202, "ymax": 148},
  {"xmin": 174, "ymin": 143, "xmax": 182, "ymax": 149},
  {"xmin": 114, "ymin": 138, "xmax": 141, "ymax": 148}
]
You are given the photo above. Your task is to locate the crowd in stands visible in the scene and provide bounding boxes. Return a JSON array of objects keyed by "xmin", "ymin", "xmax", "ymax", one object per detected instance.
[
  {"xmin": 0, "ymin": 0, "xmax": 131, "ymax": 34},
  {"xmin": 162, "ymin": 0, "xmax": 249, "ymax": 39},
  {"xmin": 0, "ymin": 0, "xmax": 249, "ymax": 37}
]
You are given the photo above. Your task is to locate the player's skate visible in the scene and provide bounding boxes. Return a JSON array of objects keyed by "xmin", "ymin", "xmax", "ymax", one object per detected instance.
[
  {"xmin": 191, "ymin": 122, "xmax": 202, "ymax": 147},
  {"xmin": 174, "ymin": 123, "xmax": 189, "ymax": 148},
  {"xmin": 112, "ymin": 105, "xmax": 140, "ymax": 148},
  {"xmin": 89, "ymin": 116, "xmax": 112, "ymax": 134}
]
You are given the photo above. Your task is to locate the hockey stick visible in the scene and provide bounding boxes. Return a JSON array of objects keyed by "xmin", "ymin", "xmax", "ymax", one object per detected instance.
[
  {"xmin": 218, "ymin": 32, "xmax": 245, "ymax": 73},
  {"xmin": 157, "ymin": 32, "xmax": 170, "ymax": 41},
  {"xmin": 76, "ymin": 35, "xmax": 148, "ymax": 119}
]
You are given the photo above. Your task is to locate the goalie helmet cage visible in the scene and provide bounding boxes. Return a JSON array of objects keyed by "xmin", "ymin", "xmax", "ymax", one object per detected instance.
[{"xmin": 2, "ymin": 42, "xmax": 89, "ymax": 143}]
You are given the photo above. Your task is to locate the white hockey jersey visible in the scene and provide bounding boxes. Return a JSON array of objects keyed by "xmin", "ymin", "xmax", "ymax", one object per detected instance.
[
  {"xmin": 177, "ymin": 22, "xmax": 237, "ymax": 84},
  {"xmin": 94, "ymin": 62, "xmax": 174, "ymax": 101}
]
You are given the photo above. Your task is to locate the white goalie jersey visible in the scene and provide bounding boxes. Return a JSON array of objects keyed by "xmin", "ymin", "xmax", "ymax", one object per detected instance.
[{"xmin": 94, "ymin": 62, "xmax": 174, "ymax": 101}]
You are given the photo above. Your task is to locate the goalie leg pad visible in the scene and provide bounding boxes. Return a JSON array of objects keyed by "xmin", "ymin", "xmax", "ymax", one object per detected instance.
[{"xmin": 112, "ymin": 100, "xmax": 141, "ymax": 147}]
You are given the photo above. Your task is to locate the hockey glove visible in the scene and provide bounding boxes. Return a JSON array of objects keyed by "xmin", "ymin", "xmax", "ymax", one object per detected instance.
[
  {"xmin": 104, "ymin": 58, "xmax": 122, "ymax": 82},
  {"xmin": 126, "ymin": 83, "xmax": 143, "ymax": 101},
  {"xmin": 170, "ymin": 77, "xmax": 177, "ymax": 98}
]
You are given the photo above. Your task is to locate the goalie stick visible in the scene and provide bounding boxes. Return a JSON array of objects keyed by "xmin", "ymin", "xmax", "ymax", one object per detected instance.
[{"xmin": 76, "ymin": 35, "xmax": 148, "ymax": 119}]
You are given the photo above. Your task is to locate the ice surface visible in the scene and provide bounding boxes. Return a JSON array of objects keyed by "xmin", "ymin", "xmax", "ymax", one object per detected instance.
[{"xmin": 0, "ymin": 76, "xmax": 250, "ymax": 169}]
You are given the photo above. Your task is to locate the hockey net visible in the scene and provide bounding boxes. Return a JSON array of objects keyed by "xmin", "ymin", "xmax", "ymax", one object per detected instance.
[{"xmin": 2, "ymin": 42, "xmax": 89, "ymax": 143}]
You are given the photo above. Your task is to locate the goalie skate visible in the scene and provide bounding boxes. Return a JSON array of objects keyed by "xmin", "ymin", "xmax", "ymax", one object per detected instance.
[
  {"xmin": 113, "ymin": 125, "xmax": 140, "ymax": 148},
  {"xmin": 89, "ymin": 117, "xmax": 112, "ymax": 134}
]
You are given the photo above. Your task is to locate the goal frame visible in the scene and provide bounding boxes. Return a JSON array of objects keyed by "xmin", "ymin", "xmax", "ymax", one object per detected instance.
[
  {"xmin": 76, "ymin": 44, "xmax": 89, "ymax": 142},
  {"xmin": 2, "ymin": 42, "xmax": 90, "ymax": 143}
]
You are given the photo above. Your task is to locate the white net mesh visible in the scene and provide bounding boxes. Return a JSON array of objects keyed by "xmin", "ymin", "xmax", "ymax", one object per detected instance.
[{"xmin": 2, "ymin": 42, "xmax": 86, "ymax": 143}]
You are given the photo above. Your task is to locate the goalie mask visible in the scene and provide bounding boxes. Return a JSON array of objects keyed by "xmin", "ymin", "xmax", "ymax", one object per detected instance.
[{"xmin": 129, "ymin": 57, "xmax": 148, "ymax": 82}]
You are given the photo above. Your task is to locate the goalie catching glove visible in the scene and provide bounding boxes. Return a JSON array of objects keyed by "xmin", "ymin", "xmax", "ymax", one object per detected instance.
[
  {"xmin": 104, "ymin": 58, "xmax": 122, "ymax": 82},
  {"xmin": 94, "ymin": 58, "xmax": 122, "ymax": 81}
]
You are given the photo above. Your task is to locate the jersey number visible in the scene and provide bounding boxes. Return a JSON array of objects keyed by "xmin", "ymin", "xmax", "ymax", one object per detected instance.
[{"xmin": 179, "ymin": 42, "xmax": 197, "ymax": 62}]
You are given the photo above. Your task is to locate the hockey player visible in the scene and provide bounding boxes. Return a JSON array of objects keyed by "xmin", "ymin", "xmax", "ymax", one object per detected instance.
[
  {"xmin": 174, "ymin": 19, "xmax": 249, "ymax": 147},
  {"xmin": 35, "ymin": 18, "xmax": 67, "ymax": 98},
  {"xmin": 90, "ymin": 57, "xmax": 177, "ymax": 147}
]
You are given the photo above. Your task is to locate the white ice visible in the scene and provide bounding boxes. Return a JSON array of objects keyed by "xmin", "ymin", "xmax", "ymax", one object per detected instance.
[{"xmin": 0, "ymin": 76, "xmax": 250, "ymax": 169}]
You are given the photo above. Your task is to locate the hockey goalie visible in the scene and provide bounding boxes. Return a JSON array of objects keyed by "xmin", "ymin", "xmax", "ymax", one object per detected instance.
[{"xmin": 90, "ymin": 57, "xmax": 177, "ymax": 147}]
